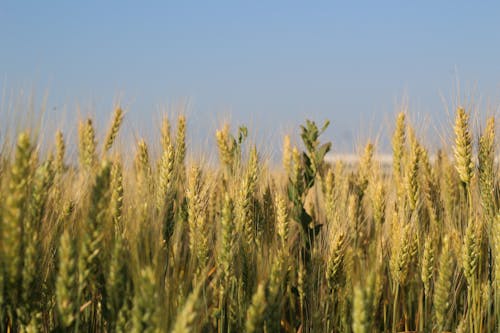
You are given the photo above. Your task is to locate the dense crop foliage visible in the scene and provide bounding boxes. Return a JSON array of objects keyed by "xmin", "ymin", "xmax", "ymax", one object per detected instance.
[{"xmin": 1, "ymin": 107, "xmax": 500, "ymax": 332}]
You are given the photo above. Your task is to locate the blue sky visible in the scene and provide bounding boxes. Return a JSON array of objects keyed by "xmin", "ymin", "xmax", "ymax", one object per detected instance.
[{"xmin": 2, "ymin": 1, "xmax": 500, "ymax": 151}]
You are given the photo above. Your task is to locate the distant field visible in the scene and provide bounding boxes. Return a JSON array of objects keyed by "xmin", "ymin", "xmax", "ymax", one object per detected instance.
[{"xmin": 0, "ymin": 107, "xmax": 499, "ymax": 332}]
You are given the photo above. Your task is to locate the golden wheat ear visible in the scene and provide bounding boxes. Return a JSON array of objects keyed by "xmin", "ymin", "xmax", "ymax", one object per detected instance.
[
  {"xmin": 103, "ymin": 107, "xmax": 124, "ymax": 155},
  {"xmin": 434, "ymin": 236, "xmax": 454, "ymax": 332},
  {"xmin": 78, "ymin": 118, "xmax": 97, "ymax": 170},
  {"xmin": 453, "ymin": 107, "xmax": 474, "ymax": 187},
  {"xmin": 479, "ymin": 116, "xmax": 495, "ymax": 228},
  {"xmin": 54, "ymin": 130, "xmax": 66, "ymax": 175},
  {"xmin": 392, "ymin": 112, "xmax": 406, "ymax": 192}
]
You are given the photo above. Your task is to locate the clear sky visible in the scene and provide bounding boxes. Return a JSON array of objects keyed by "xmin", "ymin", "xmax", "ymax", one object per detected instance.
[{"xmin": 2, "ymin": 1, "xmax": 500, "ymax": 152}]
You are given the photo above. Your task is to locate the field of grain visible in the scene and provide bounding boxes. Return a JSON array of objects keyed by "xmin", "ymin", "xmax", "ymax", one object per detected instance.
[{"xmin": 0, "ymin": 107, "xmax": 499, "ymax": 332}]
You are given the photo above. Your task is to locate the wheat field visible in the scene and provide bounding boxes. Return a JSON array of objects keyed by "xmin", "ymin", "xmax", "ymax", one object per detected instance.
[{"xmin": 0, "ymin": 106, "xmax": 499, "ymax": 332}]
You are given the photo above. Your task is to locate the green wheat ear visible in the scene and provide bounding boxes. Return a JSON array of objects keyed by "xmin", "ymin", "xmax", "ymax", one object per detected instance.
[
  {"xmin": 245, "ymin": 283, "xmax": 267, "ymax": 333},
  {"xmin": 171, "ymin": 284, "xmax": 202, "ymax": 333},
  {"xmin": 218, "ymin": 193, "xmax": 235, "ymax": 286},
  {"xmin": 2, "ymin": 132, "xmax": 33, "ymax": 317},
  {"xmin": 105, "ymin": 233, "xmax": 127, "ymax": 329},
  {"xmin": 78, "ymin": 160, "xmax": 112, "ymax": 300},
  {"xmin": 236, "ymin": 145, "xmax": 259, "ymax": 247},
  {"xmin": 352, "ymin": 284, "xmax": 369, "ymax": 333},
  {"xmin": 20, "ymin": 157, "xmax": 54, "ymax": 323},
  {"xmin": 352, "ymin": 271, "xmax": 378, "ymax": 333},
  {"xmin": 131, "ymin": 267, "xmax": 159, "ymax": 333},
  {"xmin": 56, "ymin": 229, "xmax": 79, "ymax": 329}
]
